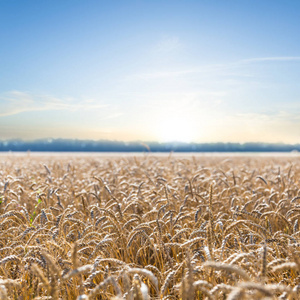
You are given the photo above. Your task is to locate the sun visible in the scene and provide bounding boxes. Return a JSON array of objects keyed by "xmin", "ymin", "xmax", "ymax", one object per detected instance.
[{"xmin": 154, "ymin": 115, "xmax": 196, "ymax": 143}]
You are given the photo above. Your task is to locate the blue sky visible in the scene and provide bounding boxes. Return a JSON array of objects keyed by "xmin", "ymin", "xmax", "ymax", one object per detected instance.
[{"xmin": 0, "ymin": 0, "xmax": 300, "ymax": 143}]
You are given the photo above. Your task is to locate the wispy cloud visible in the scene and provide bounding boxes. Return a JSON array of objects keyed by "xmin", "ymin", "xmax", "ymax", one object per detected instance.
[
  {"xmin": 133, "ymin": 69, "xmax": 197, "ymax": 80},
  {"xmin": 195, "ymin": 110, "xmax": 300, "ymax": 144},
  {"xmin": 102, "ymin": 112, "xmax": 124, "ymax": 120},
  {"xmin": 240, "ymin": 56, "xmax": 300, "ymax": 63},
  {"xmin": 130, "ymin": 55, "xmax": 300, "ymax": 81},
  {"xmin": 154, "ymin": 36, "xmax": 182, "ymax": 53},
  {"xmin": 235, "ymin": 110, "xmax": 300, "ymax": 122},
  {"xmin": 0, "ymin": 91, "xmax": 108, "ymax": 117}
]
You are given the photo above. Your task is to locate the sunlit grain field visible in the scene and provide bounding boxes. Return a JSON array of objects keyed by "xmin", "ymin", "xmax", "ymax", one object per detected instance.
[{"xmin": 1, "ymin": 153, "xmax": 300, "ymax": 299}]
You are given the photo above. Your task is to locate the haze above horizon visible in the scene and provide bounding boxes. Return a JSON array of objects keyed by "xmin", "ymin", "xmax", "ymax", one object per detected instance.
[{"xmin": 1, "ymin": 0, "xmax": 300, "ymax": 144}]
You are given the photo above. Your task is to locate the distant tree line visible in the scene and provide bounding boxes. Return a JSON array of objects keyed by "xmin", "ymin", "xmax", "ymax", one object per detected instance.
[{"xmin": 0, "ymin": 139, "xmax": 299, "ymax": 152}]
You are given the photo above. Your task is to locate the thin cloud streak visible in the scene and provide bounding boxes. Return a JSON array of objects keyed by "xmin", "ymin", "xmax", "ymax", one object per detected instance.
[
  {"xmin": 154, "ymin": 36, "xmax": 182, "ymax": 53},
  {"xmin": 241, "ymin": 56, "xmax": 300, "ymax": 63},
  {"xmin": 235, "ymin": 110, "xmax": 300, "ymax": 122},
  {"xmin": 130, "ymin": 56, "xmax": 300, "ymax": 80},
  {"xmin": 0, "ymin": 91, "xmax": 108, "ymax": 117},
  {"xmin": 101, "ymin": 112, "xmax": 124, "ymax": 120}
]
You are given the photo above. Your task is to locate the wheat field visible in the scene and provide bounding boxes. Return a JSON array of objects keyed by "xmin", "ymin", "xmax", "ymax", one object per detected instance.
[{"xmin": 0, "ymin": 153, "xmax": 300, "ymax": 299}]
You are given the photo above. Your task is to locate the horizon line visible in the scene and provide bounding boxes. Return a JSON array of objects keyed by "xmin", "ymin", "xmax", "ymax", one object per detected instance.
[{"xmin": 0, "ymin": 138, "xmax": 300, "ymax": 146}]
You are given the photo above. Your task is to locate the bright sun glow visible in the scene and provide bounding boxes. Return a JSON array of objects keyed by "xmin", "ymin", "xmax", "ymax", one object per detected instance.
[{"xmin": 154, "ymin": 115, "xmax": 196, "ymax": 143}]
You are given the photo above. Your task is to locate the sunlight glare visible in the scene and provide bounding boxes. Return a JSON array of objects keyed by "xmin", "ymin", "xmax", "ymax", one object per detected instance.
[{"xmin": 155, "ymin": 115, "xmax": 196, "ymax": 143}]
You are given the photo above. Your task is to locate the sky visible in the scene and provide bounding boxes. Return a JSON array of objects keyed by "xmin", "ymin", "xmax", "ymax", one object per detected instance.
[{"xmin": 0, "ymin": 0, "xmax": 300, "ymax": 143}]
